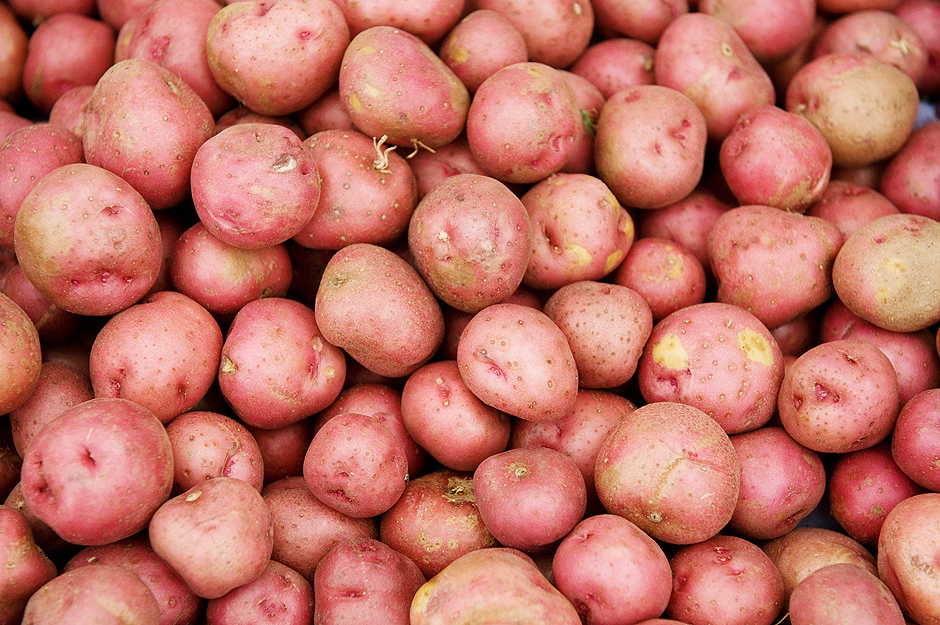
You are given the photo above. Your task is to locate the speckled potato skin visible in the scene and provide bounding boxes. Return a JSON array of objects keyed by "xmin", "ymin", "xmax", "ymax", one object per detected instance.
[
  {"xmin": 0, "ymin": 293, "xmax": 41, "ymax": 415},
  {"xmin": 790, "ymin": 563, "xmax": 905, "ymax": 625},
  {"xmin": 892, "ymin": 388, "xmax": 940, "ymax": 492},
  {"xmin": 332, "ymin": 0, "xmax": 464, "ymax": 45},
  {"xmin": 438, "ymin": 9, "xmax": 529, "ymax": 94},
  {"xmin": 207, "ymin": 559, "xmax": 314, "ymax": 625},
  {"xmin": 637, "ymin": 302, "xmax": 785, "ymax": 435},
  {"xmin": 206, "ymin": 0, "xmax": 350, "ymax": 116},
  {"xmin": 0, "ymin": 506, "xmax": 58, "ymax": 625},
  {"xmin": 457, "ymin": 302, "xmax": 579, "ymax": 422},
  {"xmin": 612, "ymin": 237, "xmax": 707, "ymax": 322},
  {"xmin": 832, "ymin": 213, "xmax": 940, "ymax": 333}
]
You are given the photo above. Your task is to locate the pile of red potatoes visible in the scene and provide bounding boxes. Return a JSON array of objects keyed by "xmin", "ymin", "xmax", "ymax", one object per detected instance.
[{"xmin": 2, "ymin": 0, "xmax": 940, "ymax": 623}]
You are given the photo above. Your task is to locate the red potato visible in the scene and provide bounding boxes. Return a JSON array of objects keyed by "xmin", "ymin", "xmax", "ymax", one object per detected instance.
[
  {"xmin": 0, "ymin": 293, "xmax": 42, "ymax": 416},
  {"xmin": 785, "ymin": 52, "xmax": 919, "ymax": 168},
  {"xmin": 14, "ymin": 162, "xmax": 162, "ymax": 316},
  {"xmin": 707, "ymin": 204, "xmax": 844, "ymax": 330},
  {"xmin": 457, "ymin": 302, "xmax": 579, "ymax": 423},
  {"xmin": 699, "ymin": 0, "xmax": 816, "ymax": 62},
  {"xmin": 0, "ymin": 123, "xmax": 84, "ymax": 247},
  {"xmin": 594, "ymin": 401, "xmax": 741, "ymax": 545},
  {"xmin": 146, "ymin": 210, "xmax": 187, "ymax": 298},
  {"xmin": 473, "ymin": 0, "xmax": 594, "ymax": 69},
  {"xmin": 212, "ymin": 106, "xmax": 306, "ymax": 139},
  {"xmin": 613, "ymin": 237, "xmax": 707, "ymax": 321},
  {"xmin": 789, "ymin": 562, "xmax": 905, "ymax": 625},
  {"xmin": 206, "ymin": 0, "xmax": 350, "ymax": 116},
  {"xmin": 303, "ymin": 412, "xmax": 409, "ymax": 518},
  {"xmin": 727, "ymin": 427, "xmax": 827, "ymax": 541},
  {"xmin": 219, "ymin": 297, "xmax": 346, "ymax": 429},
  {"xmin": 169, "ymin": 222, "xmax": 292, "ymax": 318},
  {"xmin": 570, "ymin": 38, "xmax": 656, "ymax": 100},
  {"xmin": 594, "ymin": 85, "xmax": 707, "ymax": 210},
  {"xmin": 263, "ymin": 478, "xmax": 378, "ymax": 583},
  {"xmin": 590, "ymin": 0, "xmax": 689, "ymax": 44},
  {"xmin": 522, "ymin": 173, "xmax": 634, "ymax": 290},
  {"xmin": 655, "ymin": 12, "xmax": 776, "ymax": 142},
  {"xmin": 892, "ymin": 388, "xmax": 940, "ymax": 492},
  {"xmin": 552, "ymin": 514, "xmax": 672, "ymax": 625},
  {"xmin": 0, "ymin": 506, "xmax": 58, "ymax": 625},
  {"xmin": 8, "ymin": 0, "xmax": 95, "ymax": 21},
  {"xmin": 339, "ymin": 26, "xmax": 469, "ymax": 151},
  {"xmin": 149, "ymin": 476, "xmax": 274, "ymax": 599},
  {"xmin": 637, "ymin": 302, "xmax": 785, "ymax": 435},
  {"xmin": 543, "ymin": 281, "xmax": 652, "ymax": 389},
  {"xmin": 331, "ymin": 0, "xmax": 464, "ymax": 45},
  {"xmin": 0, "ymin": 261, "xmax": 83, "ymax": 345},
  {"xmin": 877, "ymin": 492, "xmax": 940, "ymax": 624},
  {"xmin": 292, "ymin": 129, "xmax": 418, "ymax": 250},
  {"xmin": 245, "ymin": 419, "xmax": 315, "ymax": 485},
  {"xmin": 410, "ymin": 547, "xmax": 582, "ymax": 625},
  {"xmin": 47, "ymin": 85, "xmax": 94, "ymax": 139},
  {"xmin": 97, "ymin": 0, "xmax": 162, "ymax": 30},
  {"xmin": 21, "ymin": 398, "xmax": 174, "ymax": 546},
  {"xmin": 207, "ymin": 559, "xmax": 313, "ymax": 625},
  {"xmin": 805, "ymin": 179, "xmax": 900, "ymax": 241},
  {"xmin": 666, "ymin": 535, "xmax": 785, "ymax": 625},
  {"xmin": 0, "ymin": 2, "xmax": 27, "ymax": 103},
  {"xmin": 315, "ymin": 243, "xmax": 444, "ymax": 379},
  {"xmin": 438, "ymin": 9, "xmax": 529, "ymax": 94},
  {"xmin": 466, "ymin": 62, "xmax": 582, "ymax": 184},
  {"xmin": 117, "ymin": 0, "xmax": 234, "ymax": 117},
  {"xmin": 880, "ymin": 120, "xmax": 940, "ymax": 221},
  {"xmin": 408, "ymin": 173, "xmax": 531, "ymax": 314},
  {"xmin": 474, "ymin": 446, "xmax": 587, "ymax": 553},
  {"xmin": 407, "ymin": 136, "xmax": 488, "ymax": 199},
  {"xmin": 314, "ymin": 537, "xmax": 426, "ymax": 625},
  {"xmin": 400, "ymin": 360, "xmax": 510, "ymax": 471},
  {"xmin": 0, "ymin": 111, "xmax": 31, "ymax": 143},
  {"xmin": 770, "ymin": 313, "xmax": 820, "ymax": 358},
  {"xmin": 89, "ymin": 291, "xmax": 223, "ymax": 424},
  {"xmin": 64, "ymin": 534, "xmax": 204, "ymax": 625},
  {"xmin": 379, "ymin": 469, "xmax": 496, "ymax": 578},
  {"xmin": 293, "ymin": 87, "xmax": 353, "ymax": 136},
  {"xmin": 3, "ymin": 483, "xmax": 71, "ymax": 560},
  {"xmin": 719, "ymin": 105, "xmax": 832, "ymax": 212},
  {"xmin": 21, "ymin": 13, "xmax": 115, "ymax": 114},
  {"xmin": 21, "ymin": 565, "xmax": 161, "ymax": 625},
  {"xmin": 819, "ymin": 0, "xmax": 903, "ymax": 11},
  {"xmin": 895, "ymin": 0, "xmax": 940, "ymax": 95}
]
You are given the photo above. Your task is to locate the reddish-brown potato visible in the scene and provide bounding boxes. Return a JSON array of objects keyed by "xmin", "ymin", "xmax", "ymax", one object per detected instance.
[
  {"xmin": 0, "ymin": 3, "xmax": 26, "ymax": 103},
  {"xmin": 591, "ymin": 0, "xmax": 689, "ymax": 44},
  {"xmin": 805, "ymin": 179, "xmax": 900, "ymax": 241},
  {"xmin": 207, "ymin": 559, "xmax": 313, "ymax": 625},
  {"xmin": 438, "ymin": 9, "xmax": 529, "ymax": 94}
]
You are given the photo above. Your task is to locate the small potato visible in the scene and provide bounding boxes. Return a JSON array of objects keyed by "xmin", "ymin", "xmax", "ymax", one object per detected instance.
[
  {"xmin": 892, "ymin": 388, "xmax": 940, "ymax": 492},
  {"xmin": 0, "ymin": 293, "xmax": 41, "ymax": 416},
  {"xmin": 246, "ymin": 419, "xmax": 316, "ymax": 485},
  {"xmin": 0, "ymin": 261, "xmax": 82, "ymax": 344},
  {"xmin": 457, "ymin": 303, "xmax": 579, "ymax": 422},
  {"xmin": 408, "ymin": 136, "xmax": 488, "ymax": 199},
  {"xmin": 473, "ymin": 446, "xmax": 587, "ymax": 553},
  {"xmin": 895, "ymin": 0, "xmax": 940, "ymax": 95},
  {"xmin": 879, "ymin": 120, "xmax": 940, "ymax": 221},
  {"xmin": 552, "ymin": 514, "xmax": 672, "ymax": 625},
  {"xmin": 570, "ymin": 38, "xmax": 656, "ymax": 99},
  {"xmin": 206, "ymin": 0, "xmax": 350, "ymax": 116},
  {"xmin": 594, "ymin": 401, "xmax": 741, "ymax": 545},
  {"xmin": 294, "ymin": 87, "xmax": 353, "ymax": 136},
  {"xmin": 699, "ymin": 0, "xmax": 816, "ymax": 62},
  {"xmin": 46, "ymin": 85, "xmax": 94, "ymax": 139},
  {"xmin": 789, "ymin": 562, "xmax": 905, "ymax": 625},
  {"xmin": 438, "ymin": 9, "xmax": 529, "ymax": 94},
  {"xmin": 591, "ymin": 0, "xmax": 690, "ymax": 44},
  {"xmin": 785, "ymin": 52, "xmax": 920, "ymax": 168},
  {"xmin": 542, "ymin": 281, "xmax": 652, "ymax": 389},
  {"xmin": 207, "ymin": 560, "xmax": 313, "ymax": 625},
  {"xmin": 594, "ymin": 85, "xmax": 707, "ymax": 210},
  {"xmin": 0, "ymin": 506, "xmax": 58, "ymax": 625},
  {"xmin": 612, "ymin": 237, "xmax": 707, "ymax": 321},
  {"xmin": 805, "ymin": 180, "xmax": 900, "ymax": 241}
]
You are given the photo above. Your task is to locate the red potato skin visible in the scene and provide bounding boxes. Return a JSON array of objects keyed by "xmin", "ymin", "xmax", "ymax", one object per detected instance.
[
  {"xmin": 613, "ymin": 237, "xmax": 707, "ymax": 322},
  {"xmin": 408, "ymin": 136, "xmax": 489, "ymax": 199},
  {"xmin": 789, "ymin": 562, "xmax": 905, "ymax": 625},
  {"xmin": 699, "ymin": 0, "xmax": 816, "ymax": 62},
  {"xmin": 47, "ymin": 85, "xmax": 94, "ymax": 139},
  {"xmin": 0, "ymin": 506, "xmax": 58, "ymax": 625},
  {"xmin": 206, "ymin": 559, "xmax": 313, "ymax": 625},
  {"xmin": 438, "ymin": 9, "xmax": 529, "ymax": 94},
  {"xmin": 590, "ymin": 0, "xmax": 689, "ymax": 44},
  {"xmin": 0, "ymin": 293, "xmax": 42, "ymax": 416},
  {"xmin": 805, "ymin": 179, "xmax": 900, "ymax": 241},
  {"xmin": 245, "ymin": 419, "xmax": 315, "ymax": 485},
  {"xmin": 0, "ymin": 3, "xmax": 27, "ymax": 103},
  {"xmin": 879, "ymin": 120, "xmax": 940, "ymax": 221},
  {"xmin": 895, "ymin": 0, "xmax": 940, "ymax": 96},
  {"xmin": 294, "ymin": 87, "xmax": 354, "ymax": 136},
  {"xmin": 332, "ymin": 0, "xmax": 465, "ymax": 45},
  {"xmin": 0, "ymin": 261, "xmax": 83, "ymax": 345},
  {"xmin": 892, "ymin": 388, "xmax": 940, "ymax": 492},
  {"xmin": 570, "ymin": 38, "xmax": 656, "ymax": 100}
]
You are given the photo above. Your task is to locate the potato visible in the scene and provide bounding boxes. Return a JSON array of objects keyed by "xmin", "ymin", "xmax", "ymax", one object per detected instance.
[
  {"xmin": 0, "ymin": 2, "xmax": 26, "ymax": 103},
  {"xmin": 64, "ymin": 534, "xmax": 204, "ymax": 625},
  {"xmin": 666, "ymin": 535, "xmax": 785, "ymax": 625},
  {"xmin": 14, "ymin": 163, "xmax": 162, "ymax": 316},
  {"xmin": 380, "ymin": 469, "xmax": 496, "ymax": 578},
  {"xmin": 594, "ymin": 85, "xmax": 707, "ymax": 210},
  {"xmin": 303, "ymin": 412, "xmax": 409, "ymax": 518},
  {"xmin": 612, "ymin": 237, "xmax": 707, "ymax": 321},
  {"xmin": 149, "ymin": 476, "xmax": 274, "ymax": 599},
  {"xmin": 707, "ymin": 204, "xmax": 843, "ymax": 330},
  {"xmin": 315, "ymin": 242, "xmax": 444, "ymax": 379},
  {"xmin": 438, "ymin": 9, "xmax": 529, "ymax": 94},
  {"xmin": 0, "ymin": 506, "xmax": 58, "ymax": 625},
  {"xmin": 466, "ymin": 62, "xmax": 582, "ymax": 184},
  {"xmin": 212, "ymin": 106, "xmax": 306, "ymax": 139},
  {"xmin": 314, "ymin": 537, "xmax": 426, "ymax": 625},
  {"xmin": 895, "ymin": 0, "xmax": 940, "ymax": 95},
  {"xmin": 785, "ymin": 51, "xmax": 920, "ymax": 167},
  {"xmin": 21, "ymin": 565, "xmax": 161, "ymax": 625},
  {"xmin": 47, "ymin": 85, "xmax": 94, "ymax": 139},
  {"xmin": 331, "ymin": 0, "xmax": 464, "ymax": 45},
  {"xmin": 805, "ymin": 179, "xmax": 900, "ymax": 241},
  {"xmin": 206, "ymin": 0, "xmax": 350, "ymax": 116},
  {"xmin": 594, "ymin": 401, "xmax": 741, "ymax": 545},
  {"xmin": 294, "ymin": 87, "xmax": 353, "ymax": 136},
  {"xmin": 892, "ymin": 388, "xmax": 940, "ymax": 492},
  {"xmin": 832, "ymin": 213, "xmax": 940, "ymax": 332},
  {"xmin": 83, "ymin": 58, "xmax": 215, "ymax": 211},
  {"xmin": 169, "ymin": 222, "xmax": 292, "ymax": 318},
  {"xmin": 3, "ymin": 484, "xmax": 71, "ymax": 560},
  {"xmin": 21, "ymin": 398, "xmax": 173, "ymax": 546},
  {"xmin": 474, "ymin": 446, "xmax": 587, "ymax": 553},
  {"xmin": 789, "ymin": 562, "xmax": 905, "ymax": 625},
  {"xmin": 408, "ymin": 173, "xmax": 532, "ymax": 313},
  {"xmin": 0, "ymin": 293, "xmax": 41, "ymax": 416},
  {"xmin": 190, "ymin": 123, "xmax": 321, "ymax": 249},
  {"xmin": 591, "ymin": 0, "xmax": 689, "ymax": 44},
  {"xmin": 522, "ymin": 173, "xmax": 634, "ymax": 290},
  {"xmin": 0, "ymin": 261, "xmax": 82, "ymax": 345},
  {"xmin": 655, "ymin": 12, "xmax": 776, "ymax": 141},
  {"xmin": 407, "ymin": 136, "xmax": 488, "ymax": 199},
  {"xmin": 410, "ymin": 548, "xmax": 581, "ymax": 625},
  {"xmin": 637, "ymin": 302, "xmax": 785, "ymax": 434},
  {"xmin": 400, "ymin": 360, "xmax": 510, "ymax": 471},
  {"xmin": 89, "ymin": 291, "xmax": 223, "ymax": 424},
  {"xmin": 727, "ymin": 427, "xmax": 826, "ymax": 541},
  {"xmin": 879, "ymin": 120, "xmax": 940, "ymax": 221},
  {"xmin": 246, "ymin": 419, "xmax": 315, "ymax": 485},
  {"xmin": 699, "ymin": 0, "xmax": 816, "ymax": 62},
  {"xmin": 877, "ymin": 492, "xmax": 940, "ymax": 624},
  {"xmin": 207, "ymin": 559, "xmax": 313, "ymax": 625},
  {"xmin": 457, "ymin": 302, "xmax": 579, "ymax": 422},
  {"xmin": 558, "ymin": 71, "xmax": 605, "ymax": 176},
  {"xmin": 570, "ymin": 38, "xmax": 656, "ymax": 99},
  {"xmin": 339, "ymin": 25, "xmax": 469, "ymax": 151},
  {"xmin": 552, "ymin": 514, "xmax": 672, "ymax": 625}
]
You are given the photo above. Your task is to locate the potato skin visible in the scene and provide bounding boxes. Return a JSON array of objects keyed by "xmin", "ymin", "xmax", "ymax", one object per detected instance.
[
  {"xmin": 0, "ymin": 506, "xmax": 58, "ymax": 625},
  {"xmin": 438, "ymin": 9, "xmax": 529, "ymax": 94},
  {"xmin": 789, "ymin": 562, "xmax": 905, "ymax": 625},
  {"xmin": 0, "ymin": 293, "xmax": 41, "ymax": 416},
  {"xmin": 207, "ymin": 559, "xmax": 313, "ymax": 625},
  {"xmin": 892, "ymin": 388, "xmax": 940, "ymax": 492}
]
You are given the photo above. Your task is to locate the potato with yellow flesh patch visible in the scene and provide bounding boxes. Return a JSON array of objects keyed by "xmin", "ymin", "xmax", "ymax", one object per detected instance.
[
  {"xmin": 438, "ymin": 10, "xmax": 529, "ymax": 94},
  {"xmin": 637, "ymin": 302, "xmax": 785, "ymax": 435},
  {"xmin": 613, "ymin": 237, "xmax": 707, "ymax": 321},
  {"xmin": 832, "ymin": 213, "xmax": 940, "ymax": 333},
  {"xmin": 523, "ymin": 173, "xmax": 634, "ymax": 291}
]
